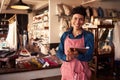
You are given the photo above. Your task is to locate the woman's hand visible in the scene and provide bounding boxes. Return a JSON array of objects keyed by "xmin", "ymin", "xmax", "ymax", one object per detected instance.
[{"xmin": 66, "ymin": 48, "xmax": 78, "ymax": 61}]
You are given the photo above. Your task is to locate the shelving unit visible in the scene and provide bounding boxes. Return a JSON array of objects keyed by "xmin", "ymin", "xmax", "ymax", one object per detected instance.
[
  {"xmin": 0, "ymin": 21, "xmax": 9, "ymax": 38},
  {"xmin": 88, "ymin": 24, "xmax": 115, "ymax": 77},
  {"xmin": 29, "ymin": 10, "xmax": 49, "ymax": 44}
]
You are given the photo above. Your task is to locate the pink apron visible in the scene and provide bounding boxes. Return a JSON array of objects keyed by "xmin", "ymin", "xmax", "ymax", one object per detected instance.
[{"xmin": 60, "ymin": 35, "xmax": 91, "ymax": 80}]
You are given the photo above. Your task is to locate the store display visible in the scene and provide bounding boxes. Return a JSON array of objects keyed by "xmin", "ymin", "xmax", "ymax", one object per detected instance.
[
  {"xmin": 28, "ymin": 10, "xmax": 50, "ymax": 55},
  {"xmin": 97, "ymin": 7, "xmax": 104, "ymax": 18},
  {"xmin": 16, "ymin": 55, "xmax": 61, "ymax": 69},
  {"xmin": 88, "ymin": 25, "xmax": 115, "ymax": 77},
  {"xmin": 0, "ymin": 1, "xmax": 119, "ymax": 80},
  {"xmin": 31, "ymin": 11, "xmax": 49, "ymax": 41}
]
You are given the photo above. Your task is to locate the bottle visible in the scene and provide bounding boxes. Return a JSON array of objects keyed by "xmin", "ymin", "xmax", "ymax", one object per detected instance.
[{"xmin": 23, "ymin": 30, "xmax": 27, "ymax": 48}]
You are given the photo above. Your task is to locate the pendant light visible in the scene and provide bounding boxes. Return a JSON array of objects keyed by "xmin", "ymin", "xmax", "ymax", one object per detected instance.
[{"xmin": 10, "ymin": 0, "xmax": 30, "ymax": 10}]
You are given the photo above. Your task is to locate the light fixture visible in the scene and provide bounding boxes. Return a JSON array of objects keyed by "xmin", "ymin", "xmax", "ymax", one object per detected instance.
[{"xmin": 10, "ymin": 0, "xmax": 30, "ymax": 10}]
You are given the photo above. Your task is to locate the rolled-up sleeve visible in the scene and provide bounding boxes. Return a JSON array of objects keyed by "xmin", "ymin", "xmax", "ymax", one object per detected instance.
[{"xmin": 56, "ymin": 33, "xmax": 67, "ymax": 61}]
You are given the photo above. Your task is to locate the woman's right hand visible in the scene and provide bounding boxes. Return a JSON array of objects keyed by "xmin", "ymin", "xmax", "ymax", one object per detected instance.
[{"xmin": 66, "ymin": 48, "xmax": 78, "ymax": 61}]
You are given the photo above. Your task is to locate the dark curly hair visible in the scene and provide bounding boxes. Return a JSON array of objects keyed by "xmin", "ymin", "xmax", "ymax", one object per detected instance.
[{"xmin": 71, "ymin": 6, "xmax": 86, "ymax": 18}]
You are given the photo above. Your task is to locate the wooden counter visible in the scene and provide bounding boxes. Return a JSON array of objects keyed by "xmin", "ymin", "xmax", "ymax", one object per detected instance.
[
  {"xmin": 0, "ymin": 49, "xmax": 62, "ymax": 80},
  {"xmin": 0, "ymin": 66, "xmax": 61, "ymax": 80}
]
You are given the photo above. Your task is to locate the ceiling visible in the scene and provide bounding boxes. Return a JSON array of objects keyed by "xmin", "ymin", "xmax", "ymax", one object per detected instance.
[
  {"xmin": 0, "ymin": 0, "xmax": 48, "ymax": 14},
  {"xmin": 0, "ymin": 0, "xmax": 48, "ymax": 22}
]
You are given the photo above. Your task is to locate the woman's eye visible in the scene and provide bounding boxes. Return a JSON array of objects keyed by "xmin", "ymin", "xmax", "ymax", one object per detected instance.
[
  {"xmin": 79, "ymin": 18, "xmax": 84, "ymax": 21},
  {"xmin": 73, "ymin": 17, "xmax": 84, "ymax": 21},
  {"xmin": 73, "ymin": 17, "xmax": 77, "ymax": 20}
]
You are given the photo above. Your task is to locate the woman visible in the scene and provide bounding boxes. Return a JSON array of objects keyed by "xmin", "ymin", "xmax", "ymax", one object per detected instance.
[{"xmin": 57, "ymin": 6, "xmax": 94, "ymax": 80}]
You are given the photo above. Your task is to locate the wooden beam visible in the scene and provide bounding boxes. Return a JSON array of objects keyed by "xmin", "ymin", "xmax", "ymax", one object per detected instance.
[{"xmin": 0, "ymin": 0, "xmax": 11, "ymax": 13}]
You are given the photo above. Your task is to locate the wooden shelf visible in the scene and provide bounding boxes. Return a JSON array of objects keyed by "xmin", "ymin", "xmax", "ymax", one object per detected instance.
[
  {"xmin": 89, "ymin": 24, "xmax": 115, "ymax": 77},
  {"xmin": 98, "ymin": 25, "xmax": 114, "ymax": 28},
  {"xmin": 0, "ymin": 24, "xmax": 8, "ymax": 38},
  {"xmin": 81, "ymin": 0, "xmax": 97, "ymax": 5},
  {"xmin": 0, "ymin": 34, "xmax": 7, "ymax": 38}
]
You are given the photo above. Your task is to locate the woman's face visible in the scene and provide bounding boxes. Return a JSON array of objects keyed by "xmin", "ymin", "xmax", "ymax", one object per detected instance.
[{"xmin": 71, "ymin": 14, "xmax": 85, "ymax": 30}]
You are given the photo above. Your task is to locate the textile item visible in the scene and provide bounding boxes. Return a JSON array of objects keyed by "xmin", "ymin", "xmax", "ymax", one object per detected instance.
[
  {"xmin": 92, "ymin": 7, "xmax": 98, "ymax": 17},
  {"xmin": 59, "ymin": 18, "xmax": 70, "ymax": 37},
  {"xmin": 113, "ymin": 22, "xmax": 120, "ymax": 60},
  {"xmin": 56, "ymin": 4, "xmax": 64, "ymax": 16},
  {"xmin": 43, "ymin": 57, "xmax": 58, "ymax": 67},
  {"xmin": 97, "ymin": 7, "xmax": 104, "ymax": 18},
  {"xmin": 62, "ymin": 4, "xmax": 71, "ymax": 16},
  {"xmin": 61, "ymin": 35, "xmax": 91, "ymax": 80},
  {"xmin": 6, "ymin": 21, "xmax": 17, "ymax": 50},
  {"xmin": 86, "ymin": 6, "xmax": 93, "ymax": 17}
]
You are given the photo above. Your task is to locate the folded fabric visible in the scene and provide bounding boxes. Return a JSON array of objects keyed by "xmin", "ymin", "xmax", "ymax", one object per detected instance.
[
  {"xmin": 43, "ymin": 57, "xmax": 58, "ymax": 67},
  {"xmin": 97, "ymin": 7, "xmax": 104, "ymax": 18}
]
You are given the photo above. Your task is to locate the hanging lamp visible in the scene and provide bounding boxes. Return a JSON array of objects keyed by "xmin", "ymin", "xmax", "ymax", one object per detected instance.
[{"xmin": 10, "ymin": 0, "xmax": 30, "ymax": 10}]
